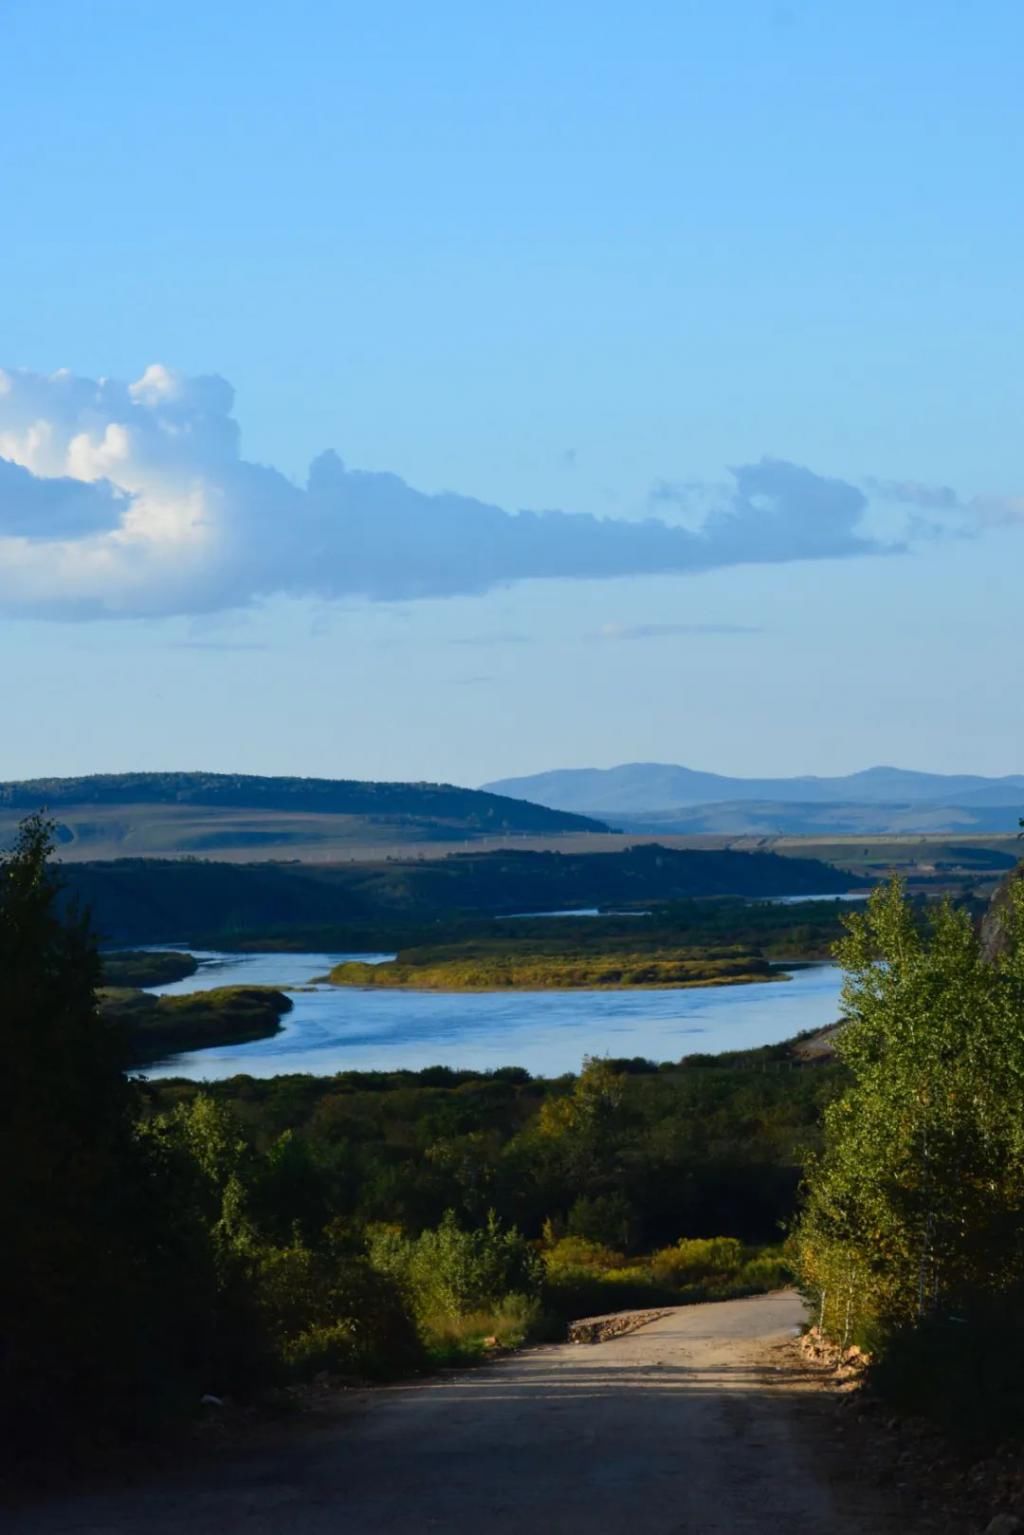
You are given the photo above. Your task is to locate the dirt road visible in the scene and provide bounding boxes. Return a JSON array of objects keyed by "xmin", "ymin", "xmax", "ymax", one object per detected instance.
[{"xmin": 15, "ymin": 1292, "xmax": 909, "ymax": 1534}]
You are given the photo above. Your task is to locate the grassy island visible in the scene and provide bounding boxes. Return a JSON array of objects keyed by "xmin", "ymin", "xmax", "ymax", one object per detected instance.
[
  {"xmin": 99, "ymin": 984, "xmax": 292, "ymax": 1064},
  {"xmin": 329, "ymin": 936, "xmax": 781, "ymax": 991}
]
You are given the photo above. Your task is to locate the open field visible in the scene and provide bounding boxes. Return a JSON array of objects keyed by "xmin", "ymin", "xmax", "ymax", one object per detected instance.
[
  {"xmin": 732, "ymin": 832, "xmax": 1020, "ymax": 888},
  {"xmin": 0, "ymin": 804, "xmax": 608, "ymax": 862}
]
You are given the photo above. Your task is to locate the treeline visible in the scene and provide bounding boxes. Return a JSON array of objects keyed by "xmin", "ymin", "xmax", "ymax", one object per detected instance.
[
  {"xmin": 61, "ymin": 845, "xmax": 855, "ymax": 947},
  {"xmin": 2, "ymin": 817, "xmax": 835, "ymax": 1468},
  {"xmin": 147, "ymin": 1048, "xmax": 837, "ymax": 1253},
  {"xmin": 324, "ymin": 896, "xmax": 858, "ymax": 990},
  {"xmin": 796, "ymin": 875, "xmax": 1024, "ymax": 1442}
]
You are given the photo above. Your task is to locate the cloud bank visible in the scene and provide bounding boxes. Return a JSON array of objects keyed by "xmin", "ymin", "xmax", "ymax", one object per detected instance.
[{"xmin": 0, "ymin": 362, "xmax": 930, "ymax": 619}]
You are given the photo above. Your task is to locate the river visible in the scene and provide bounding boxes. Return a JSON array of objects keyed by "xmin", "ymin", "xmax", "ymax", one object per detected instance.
[{"xmin": 141, "ymin": 949, "xmax": 843, "ymax": 1080}]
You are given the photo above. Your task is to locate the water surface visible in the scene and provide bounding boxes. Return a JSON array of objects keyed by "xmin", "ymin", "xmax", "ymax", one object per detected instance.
[{"xmin": 142, "ymin": 949, "xmax": 843, "ymax": 1081}]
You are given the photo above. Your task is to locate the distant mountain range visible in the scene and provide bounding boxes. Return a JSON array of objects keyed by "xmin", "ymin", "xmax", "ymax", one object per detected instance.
[
  {"xmin": 482, "ymin": 764, "xmax": 1024, "ymax": 835},
  {"xmin": 0, "ymin": 772, "xmax": 607, "ymax": 860}
]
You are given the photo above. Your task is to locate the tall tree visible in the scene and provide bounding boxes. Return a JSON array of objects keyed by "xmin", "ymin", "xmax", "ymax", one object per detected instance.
[
  {"xmin": 0, "ymin": 815, "xmax": 191, "ymax": 1460},
  {"xmin": 797, "ymin": 877, "xmax": 1024, "ymax": 1346}
]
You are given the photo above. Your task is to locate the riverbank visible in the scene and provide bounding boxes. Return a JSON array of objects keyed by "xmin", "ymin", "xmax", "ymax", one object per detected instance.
[{"xmin": 100, "ymin": 984, "xmax": 293, "ymax": 1066}]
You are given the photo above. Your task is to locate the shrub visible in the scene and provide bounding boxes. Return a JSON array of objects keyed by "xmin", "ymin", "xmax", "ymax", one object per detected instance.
[
  {"xmin": 370, "ymin": 1210, "xmax": 543, "ymax": 1336},
  {"xmin": 542, "ymin": 1235, "xmax": 625, "ymax": 1276},
  {"xmin": 868, "ymin": 1295, "xmax": 1024, "ymax": 1445},
  {"xmin": 253, "ymin": 1239, "xmax": 422, "ymax": 1381},
  {"xmin": 566, "ymin": 1192, "xmax": 635, "ymax": 1248},
  {"xmin": 648, "ymin": 1236, "xmax": 745, "ymax": 1286},
  {"xmin": 421, "ymin": 1293, "xmax": 544, "ymax": 1365}
]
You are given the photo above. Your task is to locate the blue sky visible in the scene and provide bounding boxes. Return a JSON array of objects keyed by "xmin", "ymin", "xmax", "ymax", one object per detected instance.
[{"xmin": 0, "ymin": 0, "xmax": 1021, "ymax": 783}]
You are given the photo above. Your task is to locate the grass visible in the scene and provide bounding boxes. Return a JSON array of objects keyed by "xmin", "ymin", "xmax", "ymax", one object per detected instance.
[
  {"xmin": 329, "ymin": 937, "xmax": 780, "ymax": 991},
  {"xmin": 419, "ymin": 1295, "xmax": 543, "ymax": 1366}
]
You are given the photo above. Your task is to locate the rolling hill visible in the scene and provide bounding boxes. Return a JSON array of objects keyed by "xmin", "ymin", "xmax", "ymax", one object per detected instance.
[
  {"xmin": 483, "ymin": 763, "xmax": 1024, "ymax": 833},
  {"xmin": 0, "ymin": 771, "xmax": 607, "ymax": 860}
]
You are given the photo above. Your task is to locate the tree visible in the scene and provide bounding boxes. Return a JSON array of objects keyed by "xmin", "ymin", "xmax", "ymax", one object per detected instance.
[
  {"xmin": 797, "ymin": 877, "xmax": 1024, "ymax": 1348},
  {"xmin": 0, "ymin": 816, "xmax": 198, "ymax": 1461}
]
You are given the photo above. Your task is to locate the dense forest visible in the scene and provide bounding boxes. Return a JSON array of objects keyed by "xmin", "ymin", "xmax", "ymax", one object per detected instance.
[{"xmin": 61, "ymin": 844, "xmax": 855, "ymax": 947}]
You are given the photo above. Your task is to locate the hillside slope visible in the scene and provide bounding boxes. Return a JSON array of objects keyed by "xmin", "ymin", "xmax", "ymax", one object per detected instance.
[
  {"xmin": 484, "ymin": 762, "xmax": 1024, "ymax": 824},
  {"xmin": 0, "ymin": 772, "xmax": 606, "ymax": 858},
  {"xmin": 608, "ymin": 799, "xmax": 1024, "ymax": 836}
]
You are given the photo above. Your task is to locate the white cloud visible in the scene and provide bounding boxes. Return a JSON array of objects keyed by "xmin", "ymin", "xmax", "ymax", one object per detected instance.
[{"xmin": 0, "ymin": 362, "xmax": 947, "ymax": 620}]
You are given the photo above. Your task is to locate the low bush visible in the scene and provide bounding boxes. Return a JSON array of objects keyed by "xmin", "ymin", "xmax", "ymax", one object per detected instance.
[
  {"xmin": 369, "ymin": 1210, "xmax": 545, "ymax": 1360},
  {"xmin": 539, "ymin": 1232, "xmax": 790, "ymax": 1328},
  {"xmin": 420, "ymin": 1293, "xmax": 544, "ymax": 1365},
  {"xmin": 648, "ymin": 1236, "xmax": 745, "ymax": 1286},
  {"xmin": 253, "ymin": 1239, "xmax": 423, "ymax": 1381},
  {"xmin": 868, "ymin": 1295, "xmax": 1024, "ymax": 1446}
]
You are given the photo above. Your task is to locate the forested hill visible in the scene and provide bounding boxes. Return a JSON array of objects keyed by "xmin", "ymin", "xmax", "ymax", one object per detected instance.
[
  {"xmin": 0, "ymin": 771, "xmax": 607, "ymax": 856},
  {"xmin": 60, "ymin": 843, "xmax": 856, "ymax": 946}
]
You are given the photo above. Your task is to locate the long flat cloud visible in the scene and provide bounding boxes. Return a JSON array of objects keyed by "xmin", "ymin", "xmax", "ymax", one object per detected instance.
[{"xmin": 0, "ymin": 362, "xmax": 915, "ymax": 619}]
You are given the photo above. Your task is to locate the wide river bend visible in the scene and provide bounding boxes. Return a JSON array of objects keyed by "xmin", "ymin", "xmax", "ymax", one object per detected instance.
[{"xmin": 142, "ymin": 950, "xmax": 843, "ymax": 1080}]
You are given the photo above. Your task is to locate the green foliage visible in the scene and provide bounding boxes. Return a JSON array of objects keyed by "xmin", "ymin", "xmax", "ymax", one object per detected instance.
[
  {"xmin": 648, "ymin": 1236, "xmax": 745, "ymax": 1286},
  {"xmin": 367, "ymin": 1210, "xmax": 544, "ymax": 1363},
  {"xmin": 797, "ymin": 878, "xmax": 1024, "ymax": 1358},
  {"xmin": 542, "ymin": 1235, "xmax": 627, "ymax": 1274},
  {"xmin": 412, "ymin": 1293, "xmax": 544, "ymax": 1365},
  {"xmin": 150, "ymin": 1041, "xmax": 840, "ymax": 1252},
  {"xmin": 249, "ymin": 1236, "xmax": 421, "ymax": 1380},
  {"xmin": 370, "ymin": 1210, "xmax": 542, "ymax": 1322},
  {"xmin": 330, "ymin": 941, "xmax": 776, "ymax": 991},
  {"xmin": 0, "ymin": 816, "xmax": 211, "ymax": 1463},
  {"xmin": 100, "ymin": 984, "xmax": 292, "ymax": 1065},
  {"xmin": 539, "ymin": 1230, "xmax": 789, "ymax": 1322},
  {"xmin": 58, "ymin": 843, "xmax": 855, "ymax": 947}
]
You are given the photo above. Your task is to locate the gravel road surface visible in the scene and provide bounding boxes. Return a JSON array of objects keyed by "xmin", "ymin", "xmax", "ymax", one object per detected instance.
[{"xmin": 13, "ymin": 1291, "xmax": 910, "ymax": 1534}]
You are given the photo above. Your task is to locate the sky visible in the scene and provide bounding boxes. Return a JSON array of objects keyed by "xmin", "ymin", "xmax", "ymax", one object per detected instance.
[{"xmin": 0, "ymin": 0, "xmax": 1021, "ymax": 785}]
